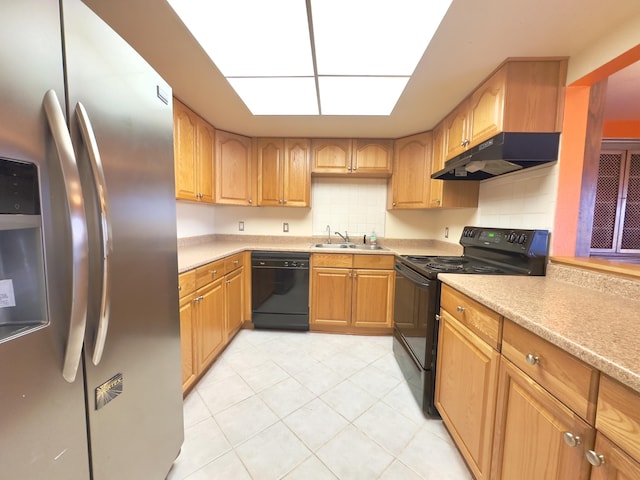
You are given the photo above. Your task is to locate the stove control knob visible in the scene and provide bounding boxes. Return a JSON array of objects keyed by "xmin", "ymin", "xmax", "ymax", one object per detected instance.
[
  {"xmin": 518, "ymin": 233, "xmax": 528, "ymax": 244},
  {"xmin": 507, "ymin": 232, "xmax": 517, "ymax": 243}
]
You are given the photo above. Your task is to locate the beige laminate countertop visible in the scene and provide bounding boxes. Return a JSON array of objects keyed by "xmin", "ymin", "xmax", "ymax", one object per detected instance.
[
  {"xmin": 177, "ymin": 235, "xmax": 462, "ymax": 273},
  {"xmin": 438, "ymin": 267, "xmax": 640, "ymax": 395}
]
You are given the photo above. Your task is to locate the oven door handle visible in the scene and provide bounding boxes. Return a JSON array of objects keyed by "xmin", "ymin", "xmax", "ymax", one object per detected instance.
[{"xmin": 395, "ymin": 263, "xmax": 431, "ymax": 287}]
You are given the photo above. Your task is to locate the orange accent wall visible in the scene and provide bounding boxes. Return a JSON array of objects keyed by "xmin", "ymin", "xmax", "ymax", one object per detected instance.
[
  {"xmin": 552, "ymin": 86, "xmax": 591, "ymax": 255},
  {"xmin": 602, "ymin": 120, "xmax": 640, "ymax": 138}
]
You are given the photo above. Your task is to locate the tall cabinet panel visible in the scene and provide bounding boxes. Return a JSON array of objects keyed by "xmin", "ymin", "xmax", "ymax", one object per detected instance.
[
  {"xmin": 388, "ymin": 132, "xmax": 432, "ymax": 209},
  {"xmin": 215, "ymin": 130, "xmax": 255, "ymax": 206}
]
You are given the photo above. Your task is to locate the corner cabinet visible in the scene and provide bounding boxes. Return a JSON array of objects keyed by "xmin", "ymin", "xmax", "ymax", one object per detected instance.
[
  {"xmin": 388, "ymin": 132, "xmax": 432, "ymax": 209},
  {"xmin": 310, "ymin": 253, "xmax": 395, "ymax": 334},
  {"xmin": 257, "ymin": 138, "xmax": 310, "ymax": 207},
  {"xmin": 173, "ymin": 99, "xmax": 214, "ymax": 203},
  {"xmin": 311, "ymin": 138, "xmax": 392, "ymax": 177},
  {"xmin": 215, "ymin": 130, "xmax": 255, "ymax": 206}
]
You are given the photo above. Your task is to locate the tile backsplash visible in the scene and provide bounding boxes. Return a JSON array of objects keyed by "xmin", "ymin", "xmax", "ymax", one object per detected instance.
[{"xmin": 311, "ymin": 177, "xmax": 387, "ymax": 240}]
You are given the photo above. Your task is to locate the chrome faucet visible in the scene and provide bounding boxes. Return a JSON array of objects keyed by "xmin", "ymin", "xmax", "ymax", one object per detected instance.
[
  {"xmin": 326, "ymin": 225, "xmax": 331, "ymax": 244},
  {"xmin": 334, "ymin": 231, "xmax": 350, "ymax": 243}
]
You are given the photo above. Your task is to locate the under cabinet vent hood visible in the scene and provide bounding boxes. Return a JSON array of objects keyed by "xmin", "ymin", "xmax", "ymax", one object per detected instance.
[{"xmin": 431, "ymin": 132, "xmax": 560, "ymax": 180}]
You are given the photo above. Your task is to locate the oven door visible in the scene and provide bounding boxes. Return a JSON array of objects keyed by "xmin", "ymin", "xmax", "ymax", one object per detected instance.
[{"xmin": 392, "ymin": 261, "xmax": 440, "ymax": 417}]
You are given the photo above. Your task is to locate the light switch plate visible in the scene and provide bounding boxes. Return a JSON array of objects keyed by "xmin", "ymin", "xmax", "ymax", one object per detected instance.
[
  {"xmin": 283, "ymin": 222, "xmax": 289, "ymax": 232},
  {"xmin": 239, "ymin": 221, "xmax": 244, "ymax": 231}
]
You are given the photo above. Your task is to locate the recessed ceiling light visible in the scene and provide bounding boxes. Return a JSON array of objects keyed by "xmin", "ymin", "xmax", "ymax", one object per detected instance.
[{"xmin": 167, "ymin": 0, "xmax": 453, "ymax": 116}]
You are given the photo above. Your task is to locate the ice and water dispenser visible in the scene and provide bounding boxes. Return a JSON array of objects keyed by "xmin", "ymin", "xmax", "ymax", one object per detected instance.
[{"xmin": 0, "ymin": 158, "xmax": 47, "ymax": 342}]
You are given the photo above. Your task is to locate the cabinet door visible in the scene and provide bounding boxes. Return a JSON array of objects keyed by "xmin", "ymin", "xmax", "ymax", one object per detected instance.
[
  {"xmin": 388, "ymin": 132, "xmax": 432, "ymax": 209},
  {"xmin": 196, "ymin": 116, "xmax": 215, "ymax": 203},
  {"xmin": 351, "ymin": 269, "xmax": 394, "ymax": 328},
  {"xmin": 310, "ymin": 267, "xmax": 352, "ymax": 327},
  {"xmin": 353, "ymin": 139, "xmax": 393, "ymax": 176},
  {"xmin": 491, "ymin": 357, "xmax": 594, "ymax": 480},
  {"xmin": 257, "ymin": 138, "xmax": 284, "ymax": 206},
  {"xmin": 216, "ymin": 130, "xmax": 255, "ymax": 205},
  {"xmin": 311, "ymin": 138, "xmax": 352, "ymax": 173},
  {"xmin": 283, "ymin": 138, "xmax": 311, "ymax": 206},
  {"xmin": 429, "ymin": 122, "xmax": 446, "ymax": 208},
  {"xmin": 589, "ymin": 432, "xmax": 640, "ymax": 480},
  {"xmin": 173, "ymin": 99, "xmax": 198, "ymax": 201},
  {"xmin": 196, "ymin": 278, "xmax": 226, "ymax": 372},
  {"xmin": 179, "ymin": 294, "xmax": 197, "ymax": 393},
  {"xmin": 444, "ymin": 101, "xmax": 470, "ymax": 160},
  {"xmin": 435, "ymin": 310, "xmax": 500, "ymax": 480},
  {"xmin": 468, "ymin": 67, "xmax": 505, "ymax": 146},
  {"xmin": 225, "ymin": 267, "xmax": 244, "ymax": 340}
]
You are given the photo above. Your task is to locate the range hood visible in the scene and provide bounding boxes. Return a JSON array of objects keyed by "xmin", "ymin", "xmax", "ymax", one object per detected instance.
[{"xmin": 431, "ymin": 132, "xmax": 560, "ymax": 180}]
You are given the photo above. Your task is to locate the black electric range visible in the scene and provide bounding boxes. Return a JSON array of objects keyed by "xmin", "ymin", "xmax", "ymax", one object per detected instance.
[{"xmin": 392, "ymin": 226, "xmax": 550, "ymax": 417}]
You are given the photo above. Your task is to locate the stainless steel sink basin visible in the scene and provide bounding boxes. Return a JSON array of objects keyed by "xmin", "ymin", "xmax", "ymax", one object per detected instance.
[
  {"xmin": 311, "ymin": 243, "xmax": 387, "ymax": 251},
  {"xmin": 312, "ymin": 243, "xmax": 356, "ymax": 248}
]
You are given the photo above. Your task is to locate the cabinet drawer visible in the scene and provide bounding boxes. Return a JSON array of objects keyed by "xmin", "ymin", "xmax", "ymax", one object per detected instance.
[
  {"xmin": 440, "ymin": 284, "xmax": 502, "ymax": 349},
  {"xmin": 225, "ymin": 253, "xmax": 244, "ymax": 273},
  {"xmin": 353, "ymin": 254, "xmax": 394, "ymax": 269},
  {"xmin": 502, "ymin": 319, "xmax": 599, "ymax": 423},
  {"xmin": 311, "ymin": 253, "xmax": 353, "ymax": 268},
  {"xmin": 195, "ymin": 259, "xmax": 225, "ymax": 289},
  {"xmin": 178, "ymin": 270, "xmax": 196, "ymax": 298},
  {"xmin": 596, "ymin": 375, "xmax": 640, "ymax": 462}
]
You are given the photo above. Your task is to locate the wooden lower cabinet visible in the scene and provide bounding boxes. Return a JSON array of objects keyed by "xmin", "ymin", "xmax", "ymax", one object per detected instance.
[
  {"xmin": 195, "ymin": 277, "xmax": 226, "ymax": 373},
  {"xmin": 435, "ymin": 310, "xmax": 500, "ymax": 480},
  {"xmin": 179, "ymin": 292, "xmax": 197, "ymax": 392},
  {"xmin": 491, "ymin": 357, "xmax": 595, "ymax": 480},
  {"xmin": 178, "ymin": 253, "xmax": 248, "ymax": 394},
  {"xmin": 588, "ymin": 432, "xmax": 640, "ymax": 480},
  {"xmin": 310, "ymin": 253, "xmax": 394, "ymax": 334}
]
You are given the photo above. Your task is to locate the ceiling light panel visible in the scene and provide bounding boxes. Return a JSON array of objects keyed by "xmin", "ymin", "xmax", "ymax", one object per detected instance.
[
  {"xmin": 168, "ymin": 0, "xmax": 314, "ymax": 77},
  {"xmin": 311, "ymin": 0, "xmax": 453, "ymax": 76},
  {"xmin": 227, "ymin": 77, "xmax": 319, "ymax": 115},
  {"xmin": 318, "ymin": 77, "xmax": 410, "ymax": 115}
]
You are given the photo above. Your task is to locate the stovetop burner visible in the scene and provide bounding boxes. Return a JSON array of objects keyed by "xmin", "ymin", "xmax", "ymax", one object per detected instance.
[{"xmin": 399, "ymin": 226, "xmax": 550, "ymax": 278}]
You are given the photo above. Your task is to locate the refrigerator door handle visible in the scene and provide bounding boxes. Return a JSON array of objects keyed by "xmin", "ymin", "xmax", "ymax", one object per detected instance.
[
  {"xmin": 43, "ymin": 89, "xmax": 89, "ymax": 383},
  {"xmin": 75, "ymin": 102, "xmax": 112, "ymax": 366}
]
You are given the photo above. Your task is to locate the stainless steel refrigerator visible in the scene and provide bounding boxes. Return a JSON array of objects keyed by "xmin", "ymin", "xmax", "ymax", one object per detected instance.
[{"xmin": 0, "ymin": 0, "xmax": 184, "ymax": 478}]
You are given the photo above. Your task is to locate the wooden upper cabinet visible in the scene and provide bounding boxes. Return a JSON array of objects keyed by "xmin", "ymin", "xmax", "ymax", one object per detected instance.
[
  {"xmin": 311, "ymin": 138, "xmax": 351, "ymax": 173},
  {"xmin": 312, "ymin": 138, "xmax": 392, "ymax": 177},
  {"xmin": 173, "ymin": 99, "xmax": 215, "ymax": 203},
  {"xmin": 441, "ymin": 59, "xmax": 566, "ymax": 163},
  {"xmin": 352, "ymin": 139, "xmax": 393, "ymax": 176},
  {"xmin": 388, "ymin": 132, "xmax": 432, "ymax": 209},
  {"xmin": 283, "ymin": 138, "xmax": 311, "ymax": 206},
  {"xmin": 215, "ymin": 130, "xmax": 255, "ymax": 206},
  {"xmin": 257, "ymin": 138, "xmax": 310, "ymax": 207}
]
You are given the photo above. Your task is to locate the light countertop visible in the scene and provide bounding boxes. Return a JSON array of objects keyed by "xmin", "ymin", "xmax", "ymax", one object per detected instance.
[{"xmin": 439, "ymin": 264, "xmax": 640, "ymax": 395}]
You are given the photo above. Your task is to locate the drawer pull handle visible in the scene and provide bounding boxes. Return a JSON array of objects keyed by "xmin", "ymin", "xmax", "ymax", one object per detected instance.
[
  {"xmin": 456, "ymin": 306, "xmax": 465, "ymax": 313},
  {"xmin": 234, "ymin": 260, "xmax": 239, "ymax": 265},
  {"xmin": 525, "ymin": 354, "xmax": 540, "ymax": 365},
  {"xmin": 586, "ymin": 450, "xmax": 605, "ymax": 467},
  {"xmin": 210, "ymin": 270, "xmax": 217, "ymax": 275},
  {"xmin": 563, "ymin": 432, "xmax": 581, "ymax": 447}
]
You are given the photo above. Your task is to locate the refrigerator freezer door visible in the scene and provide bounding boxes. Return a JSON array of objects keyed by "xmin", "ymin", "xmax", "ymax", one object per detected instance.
[
  {"xmin": 62, "ymin": 1, "xmax": 184, "ymax": 479},
  {"xmin": 0, "ymin": 2, "xmax": 91, "ymax": 479}
]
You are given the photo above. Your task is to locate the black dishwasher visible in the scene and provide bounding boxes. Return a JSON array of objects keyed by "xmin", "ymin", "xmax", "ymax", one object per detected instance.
[{"xmin": 251, "ymin": 251, "xmax": 310, "ymax": 331}]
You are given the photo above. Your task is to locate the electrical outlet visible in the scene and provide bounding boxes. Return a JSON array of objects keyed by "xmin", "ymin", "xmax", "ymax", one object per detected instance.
[
  {"xmin": 238, "ymin": 221, "xmax": 244, "ymax": 232},
  {"xmin": 445, "ymin": 227, "xmax": 449, "ymax": 238},
  {"xmin": 283, "ymin": 222, "xmax": 289, "ymax": 233}
]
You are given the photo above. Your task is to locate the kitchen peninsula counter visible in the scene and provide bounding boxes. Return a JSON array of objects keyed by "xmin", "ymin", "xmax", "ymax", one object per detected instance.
[
  {"xmin": 438, "ymin": 261, "xmax": 640, "ymax": 395},
  {"xmin": 177, "ymin": 234, "xmax": 462, "ymax": 273}
]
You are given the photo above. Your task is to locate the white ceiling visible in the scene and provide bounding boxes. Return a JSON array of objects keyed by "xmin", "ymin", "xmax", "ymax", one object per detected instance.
[{"xmin": 83, "ymin": 0, "xmax": 640, "ymax": 138}]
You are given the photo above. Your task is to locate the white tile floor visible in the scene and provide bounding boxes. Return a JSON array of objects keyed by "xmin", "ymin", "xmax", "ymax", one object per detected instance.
[{"xmin": 167, "ymin": 330, "xmax": 472, "ymax": 480}]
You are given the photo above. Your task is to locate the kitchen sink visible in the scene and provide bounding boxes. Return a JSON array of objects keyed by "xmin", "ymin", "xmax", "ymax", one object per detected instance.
[
  {"xmin": 312, "ymin": 243, "xmax": 356, "ymax": 248},
  {"xmin": 311, "ymin": 243, "xmax": 388, "ymax": 251}
]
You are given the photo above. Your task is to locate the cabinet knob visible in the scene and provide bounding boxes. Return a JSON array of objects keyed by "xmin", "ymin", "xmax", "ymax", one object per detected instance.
[
  {"xmin": 392, "ymin": 202, "xmax": 397, "ymax": 207},
  {"xmin": 525, "ymin": 353, "xmax": 540, "ymax": 366},
  {"xmin": 586, "ymin": 450, "xmax": 605, "ymax": 467},
  {"xmin": 434, "ymin": 199, "xmax": 441, "ymax": 205},
  {"xmin": 234, "ymin": 260, "xmax": 239, "ymax": 265},
  {"xmin": 456, "ymin": 305, "xmax": 465, "ymax": 313},
  {"xmin": 210, "ymin": 270, "xmax": 217, "ymax": 275},
  {"xmin": 248, "ymin": 199, "xmax": 253, "ymax": 204},
  {"xmin": 283, "ymin": 199, "xmax": 287, "ymax": 204},
  {"xmin": 562, "ymin": 432, "xmax": 581, "ymax": 447}
]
